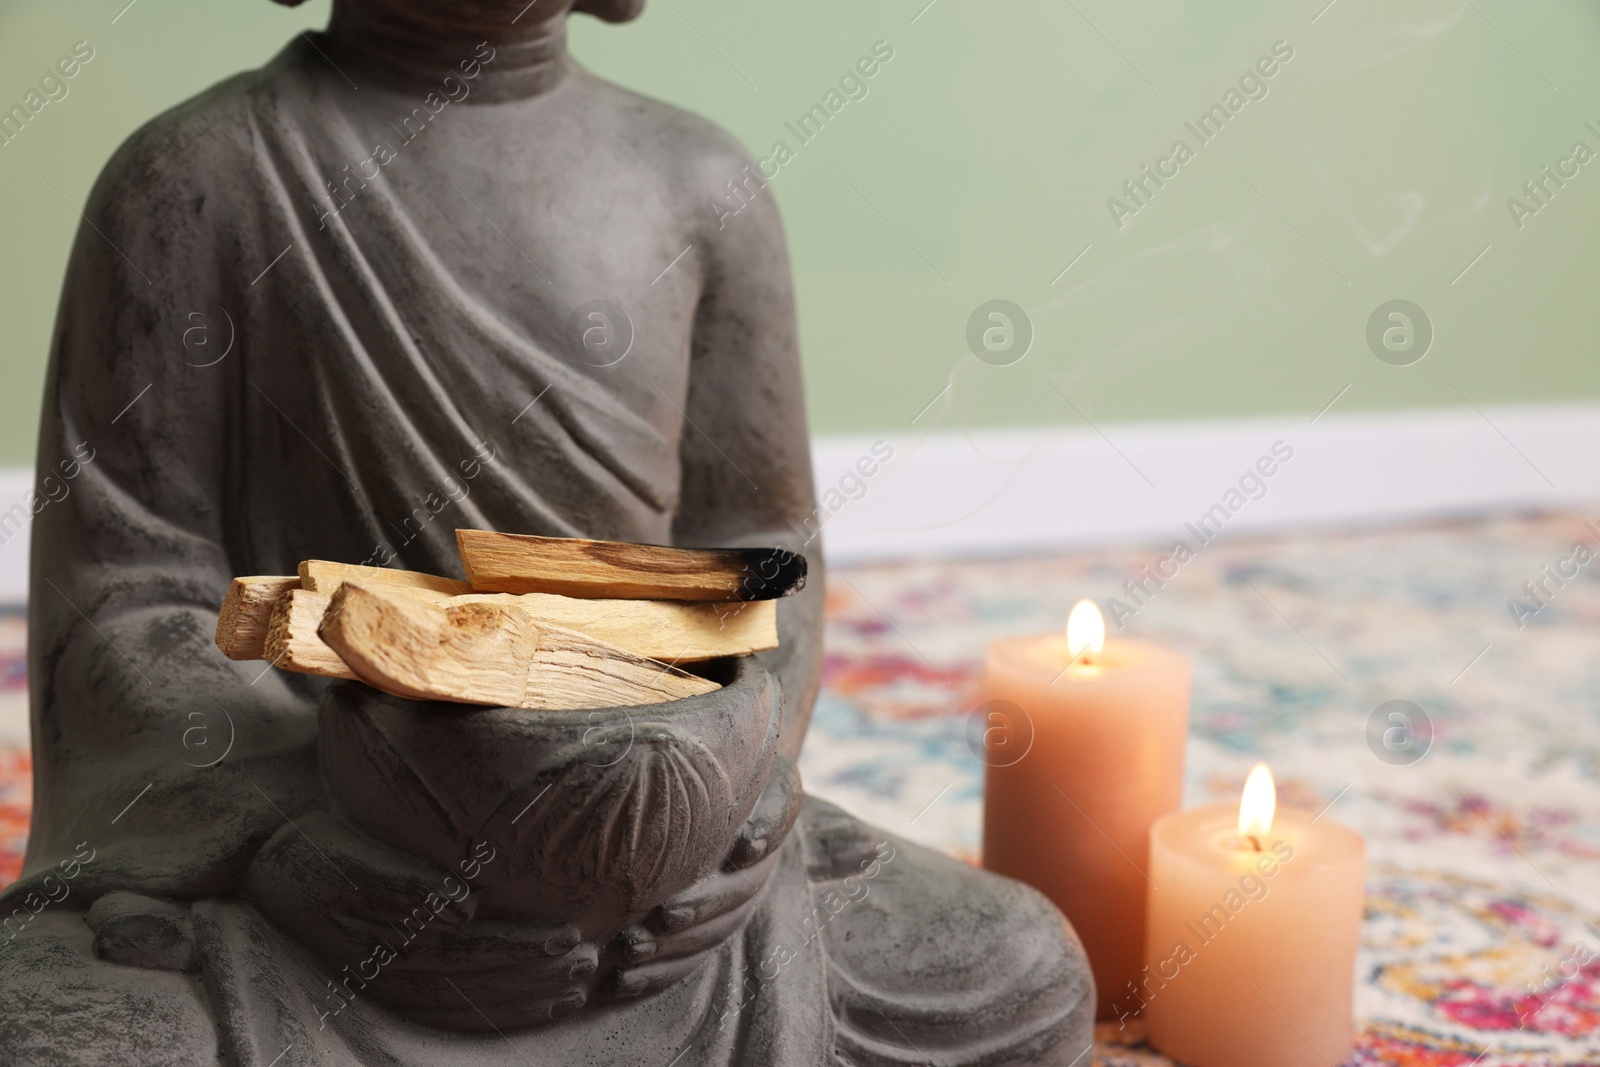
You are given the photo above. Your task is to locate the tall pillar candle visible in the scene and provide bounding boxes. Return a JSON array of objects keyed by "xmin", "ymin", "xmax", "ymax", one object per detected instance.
[
  {"xmin": 1143, "ymin": 765, "xmax": 1366, "ymax": 1067},
  {"xmin": 982, "ymin": 601, "xmax": 1191, "ymax": 1019}
]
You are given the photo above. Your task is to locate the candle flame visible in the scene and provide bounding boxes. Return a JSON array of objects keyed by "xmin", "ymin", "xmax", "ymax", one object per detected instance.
[
  {"xmin": 1066, "ymin": 600, "xmax": 1105, "ymax": 661},
  {"xmin": 1238, "ymin": 763, "xmax": 1276, "ymax": 840}
]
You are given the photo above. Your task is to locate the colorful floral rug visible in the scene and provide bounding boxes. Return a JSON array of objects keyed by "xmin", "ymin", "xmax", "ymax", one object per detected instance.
[{"xmin": 2, "ymin": 513, "xmax": 1599, "ymax": 1062}]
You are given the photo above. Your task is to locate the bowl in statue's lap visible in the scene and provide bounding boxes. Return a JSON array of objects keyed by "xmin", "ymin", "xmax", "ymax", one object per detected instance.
[{"xmin": 318, "ymin": 656, "xmax": 780, "ymax": 923}]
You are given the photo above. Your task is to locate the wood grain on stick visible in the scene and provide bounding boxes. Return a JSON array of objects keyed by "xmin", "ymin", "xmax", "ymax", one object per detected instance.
[
  {"xmin": 264, "ymin": 590, "xmax": 359, "ymax": 680},
  {"xmin": 235, "ymin": 583, "xmax": 770, "ymax": 680},
  {"xmin": 299, "ymin": 560, "xmax": 472, "ymax": 597},
  {"xmin": 319, "ymin": 582, "xmax": 719, "ymax": 709},
  {"xmin": 421, "ymin": 591, "xmax": 776, "ymax": 662},
  {"xmin": 215, "ymin": 576, "xmax": 300, "ymax": 660},
  {"xmin": 456, "ymin": 529, "xmax": 806, "ymax": 601}
]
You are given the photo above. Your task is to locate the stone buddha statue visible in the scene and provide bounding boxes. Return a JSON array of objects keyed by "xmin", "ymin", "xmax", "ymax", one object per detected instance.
[{"xmin": 0, "ymin": 0, "xmax": 1092, "ymax": 1062}]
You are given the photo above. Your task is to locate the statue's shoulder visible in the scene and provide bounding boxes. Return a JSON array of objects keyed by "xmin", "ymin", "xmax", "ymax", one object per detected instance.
[
  {"xmin": 90, "ymin": 62, "xmax": 278, "ymax": 221},
  {"xmin": 568, "ymin": 67, "xmax": 762, "ymax": 190}
]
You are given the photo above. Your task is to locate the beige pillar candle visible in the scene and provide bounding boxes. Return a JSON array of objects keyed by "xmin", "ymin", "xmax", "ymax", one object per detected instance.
[
  {"xmin": 983, "ymin": 601, "xmax": 1191, "ymax": 1019},
  {"xmin": 1143, "ymin": 765, "xmax": 1366, "ymax": 1067}
]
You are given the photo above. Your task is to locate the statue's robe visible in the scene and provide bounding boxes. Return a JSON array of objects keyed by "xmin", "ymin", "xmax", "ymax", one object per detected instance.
[{"xmin": 0, "ymin": 36, "xmax": 1090, "ymax": 1066}]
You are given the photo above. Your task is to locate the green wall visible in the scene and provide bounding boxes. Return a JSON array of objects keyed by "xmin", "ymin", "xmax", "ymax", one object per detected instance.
[{"xmin": 2, "ymin": 0, "xmax": 1598, "ymax": 465}]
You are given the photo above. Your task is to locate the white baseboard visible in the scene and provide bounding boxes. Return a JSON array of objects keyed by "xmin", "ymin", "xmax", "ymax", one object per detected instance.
[
  {"xmin": 809, "ymin": 403, "xmax": 1600, "ymax": 564},
  {"xmin": 0, "ymin": 472, "xmax": 31, "ymax": 602},
  {"xmin": 0, "ymin": 403, "xmax": 1596, "ymax": 599}
]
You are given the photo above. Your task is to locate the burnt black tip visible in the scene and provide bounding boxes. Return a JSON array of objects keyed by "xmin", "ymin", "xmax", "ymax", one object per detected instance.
[{"xmin": 737, "ymin": 548, "xmax": 808, "ymax": 600}]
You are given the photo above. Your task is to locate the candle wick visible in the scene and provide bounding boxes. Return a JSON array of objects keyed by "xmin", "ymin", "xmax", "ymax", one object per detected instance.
[{"xmin": 1247, "ymin": 834, "xmax": 1262, "ymax": 852}]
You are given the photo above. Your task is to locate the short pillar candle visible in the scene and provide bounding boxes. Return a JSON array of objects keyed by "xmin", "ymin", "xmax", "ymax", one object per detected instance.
[{"xmin": 1143, "ymin": 765, "xmax": 1366, "ymax": 1067}]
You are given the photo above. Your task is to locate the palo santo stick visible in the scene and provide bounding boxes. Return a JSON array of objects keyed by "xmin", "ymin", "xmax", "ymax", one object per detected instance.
[
  {"xmin": 254, "ymin": 587, "xmax": 773, "ymax": 678},
  {"xmin": 264, "ymin": 590, "xmax": 358, "ymax": 680},
  {"xmin": 456, "ymin": 529, "xmax": 806, "ymax": 602},
  {"xmin": 412, "ymin": 591, "xmax": 777, "ymax": 662},
  {"xmin": 320, "ymin": 583, "xmax": 718, "ymax": 710},
  {"xmin": 299, "ymin": 560, "xmax": 472, "ymax": 597},
  {"xmin": 216, "ymin": 576, "xmax": 300, "ymax": 660},
  {"xmin": 547, "ymin": 595, "xmax": 776, "ymax": 660}
]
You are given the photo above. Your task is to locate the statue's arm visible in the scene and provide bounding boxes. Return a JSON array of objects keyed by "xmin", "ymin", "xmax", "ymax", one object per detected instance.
[
  {"xmin": 16, "ymin": 113, "xmax": 319, "ymax": 904},
  {"xmin": 670, "ymin": 150, "xmax": 822, "ymax": 761}
]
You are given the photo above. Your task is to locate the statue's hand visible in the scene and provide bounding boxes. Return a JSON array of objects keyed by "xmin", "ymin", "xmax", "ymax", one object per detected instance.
[
  {"xmin": 246, "ymin": 810, "xmax": 599, "ymax": 1027},
  {"xmin": 607, "ymin": 753, "xmax": 802, "ymax": 999}
]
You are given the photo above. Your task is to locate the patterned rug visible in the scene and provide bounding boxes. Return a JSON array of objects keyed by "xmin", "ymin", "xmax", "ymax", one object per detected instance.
[{"xmin": 2, "ymin": 512, "xmax": 1599, "ymax": 1063}]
